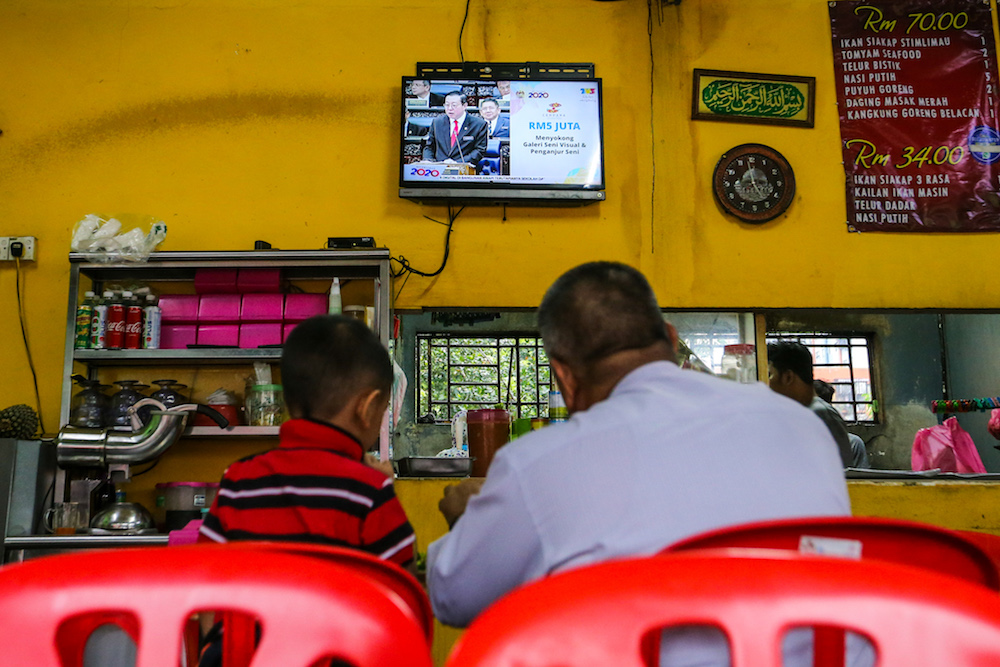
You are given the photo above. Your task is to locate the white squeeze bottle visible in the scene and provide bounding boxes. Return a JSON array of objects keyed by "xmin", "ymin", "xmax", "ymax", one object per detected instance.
[{"xmin": 329, "ymin": 278, "xmax": 342, "ymax": 315}]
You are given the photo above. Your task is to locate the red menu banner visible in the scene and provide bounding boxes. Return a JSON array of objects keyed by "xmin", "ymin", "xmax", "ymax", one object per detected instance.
[{"xmin": 830, "ymin": 0, "xmax": 1000, "ymax": 232}]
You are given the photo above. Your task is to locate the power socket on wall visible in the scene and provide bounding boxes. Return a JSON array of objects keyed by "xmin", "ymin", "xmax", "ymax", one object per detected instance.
[{"xmin": 0, "ymin": 236, "xmax": 36, "ymax": 261}]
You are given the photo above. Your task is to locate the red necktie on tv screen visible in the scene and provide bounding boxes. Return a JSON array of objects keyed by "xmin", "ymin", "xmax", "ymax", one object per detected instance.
[{"xmin": 450, "ymin": 120, "xmax": 458, "ymax": 148}]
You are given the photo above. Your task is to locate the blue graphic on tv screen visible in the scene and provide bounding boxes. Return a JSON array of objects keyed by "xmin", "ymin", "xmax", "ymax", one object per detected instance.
[{"xmin": 969, "ymin": 126, "xmax": 1000, "ymax": 164}]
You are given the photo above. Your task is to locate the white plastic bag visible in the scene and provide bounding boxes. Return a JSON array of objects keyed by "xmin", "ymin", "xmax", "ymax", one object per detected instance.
[{"xmin": 71, "ymin": 214, "xmax": 167, "ymax": 263}]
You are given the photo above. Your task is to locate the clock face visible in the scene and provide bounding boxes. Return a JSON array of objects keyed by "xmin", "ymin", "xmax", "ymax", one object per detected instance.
[{"xmin": 712, "ymin": 144, "xmax": 796, "ymax": 223}]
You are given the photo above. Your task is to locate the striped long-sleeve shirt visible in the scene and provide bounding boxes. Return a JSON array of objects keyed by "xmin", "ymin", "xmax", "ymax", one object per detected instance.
[{"xmin": 199, "ymin": 418, "xmax": 415, "ymax": 566}]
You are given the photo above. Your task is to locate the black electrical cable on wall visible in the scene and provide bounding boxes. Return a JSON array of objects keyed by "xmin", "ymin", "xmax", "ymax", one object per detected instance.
[
  {"xmin": 391, "ymin": 204, "xmax": 464, "ymax": 283},
  {"xmin": 15, "ymin": 257, "xmax": 45, "ymax": 436},
  {"xmin": 458, "ymin": 0, "xmax": 472, "ymax": 63}
]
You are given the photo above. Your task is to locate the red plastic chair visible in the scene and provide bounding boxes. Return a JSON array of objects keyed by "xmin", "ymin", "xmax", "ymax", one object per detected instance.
[
  {"xmin": 954, "ymin": 529, "xmax": 1000, "ymax": 573},
  {"xmin": 0, "ymin": 542, "xmax": 433, "ymax": 667},
  {"xmin": 663, "ymin": 516, "xmax": 1000, "ymax": 589},
  {"xmin": 231, "ymin": 541, "xmax": 432, "ymax": 642},
  {"xmin": 213, "ymin": 542, "xmax": 433, "ymax": 667},
  {"xmin": 661, "ymin": 516, "xmax": 1000, "ymax": 667},
  {"xmin": 444, "ymin": 549, "xmax": 1000, "ymax": 667}
]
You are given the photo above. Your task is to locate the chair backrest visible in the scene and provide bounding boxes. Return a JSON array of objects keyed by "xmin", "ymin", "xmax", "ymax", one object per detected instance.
[
  {"xmin": 663, "ymin": 515, "xmax": 1000, "ymax": 591},
  {"xmin": 954, "ymin": 529, "xmax": 1000, "ymax": 571},
  {"xmin": 0, "ymin": 543, "xmax": 433, "ymax": 667},
  {"xmin": 443, "ymin": 549, "xmax": 1000, "ymax": 667},
  {"xmin": 230, "ymin": 541, "xmax": 433, "ymax": 642}
]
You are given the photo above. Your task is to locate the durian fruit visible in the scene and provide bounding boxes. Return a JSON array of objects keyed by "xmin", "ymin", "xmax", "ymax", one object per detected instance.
[{"xmin": 0, "ymin": 404, "xmax": 39, "ymax": 439}]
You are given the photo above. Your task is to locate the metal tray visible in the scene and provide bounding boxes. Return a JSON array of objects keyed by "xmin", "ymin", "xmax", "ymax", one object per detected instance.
[{"xmin": 396, "ymin": 456, "xmax": 473, "ymax": 478}]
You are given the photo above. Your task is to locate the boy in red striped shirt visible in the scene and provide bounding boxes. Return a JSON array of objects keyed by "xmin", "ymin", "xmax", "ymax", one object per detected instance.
[{"xmin": 199, "ymin": 315, "xmax": 414, "ymax": 567}]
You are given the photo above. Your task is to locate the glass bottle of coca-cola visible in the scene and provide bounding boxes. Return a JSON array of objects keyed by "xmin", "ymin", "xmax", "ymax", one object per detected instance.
[
  {"xmin": 124, "ymin": 292, "xmax": 144, "ymax": 350},
  {"xmin": 105, "ymin": 291, "xmax": 126, "ymax": 349}
]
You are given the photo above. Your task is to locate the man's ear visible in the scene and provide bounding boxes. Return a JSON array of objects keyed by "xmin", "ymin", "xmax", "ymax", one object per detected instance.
[
  {"xmin": 355, "ymin": 388, "xmax": 386, "ymax": 429},
  {"xmin": 550, "ymin": 359, "xmax": 580, "ymax": 413},
  {"xmin": 665, "ymin": 321, "xmax": 679, "ymax": 357},
  {"xmin": 779, "ymin": 369, "xmax": 798, "ymax": 388}
]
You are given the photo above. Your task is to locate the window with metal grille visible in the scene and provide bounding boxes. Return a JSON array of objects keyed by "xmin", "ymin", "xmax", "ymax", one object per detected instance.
[
  {"xmin": 766, "ymin": 332, "xmax": 877, "ymax": 423},
  {"xmin": 416, "ymin": 333, "xmax": 552, "ymax": 421}
]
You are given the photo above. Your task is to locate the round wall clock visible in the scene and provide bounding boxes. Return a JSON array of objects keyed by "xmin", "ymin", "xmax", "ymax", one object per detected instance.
[{"xmin": 712, "ymin": 143, "xmax": 796, "ymax": 223}]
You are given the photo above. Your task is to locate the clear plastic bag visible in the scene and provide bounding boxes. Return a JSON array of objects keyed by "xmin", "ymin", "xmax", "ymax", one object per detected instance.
[{"xmin": 71, "ymin": 214, "xmax": 167, "ymax": 263}]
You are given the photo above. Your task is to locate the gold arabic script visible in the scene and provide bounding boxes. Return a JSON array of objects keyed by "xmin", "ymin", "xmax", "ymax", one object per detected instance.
[{"xmin": 702, "ymin": 79, "xmax": 806, "ymax": 118}]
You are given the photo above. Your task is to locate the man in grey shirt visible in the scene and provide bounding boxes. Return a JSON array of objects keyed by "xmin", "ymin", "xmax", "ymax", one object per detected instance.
[
  {"xmin": 767, "ymin": 340, "xmax": 853, "ymax": 468},
  {"xmin": 815, "ymin": 379, "xmax": 870, "ymax": 468}
]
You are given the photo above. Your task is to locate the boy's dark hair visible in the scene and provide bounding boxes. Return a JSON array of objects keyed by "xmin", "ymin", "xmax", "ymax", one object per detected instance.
[
  {"xmin": 813, "ymin": 379, "xmax": 835, "ymax": 403},
  {"xmin": 537, "ymin": 261, "xmax": 669, "ymax": 368},
  {"xmin": 767, "ymin": 340, "xmax": 814, "ymax": 384},
  {"xmin": 281, "ymin": 315, "xmax": 392, "ymax": 419}
]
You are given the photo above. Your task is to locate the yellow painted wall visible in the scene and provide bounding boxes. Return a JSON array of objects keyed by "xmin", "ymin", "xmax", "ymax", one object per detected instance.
[
  {"xmin": 4, "ymin": 0, "xmax": 1000, "ymax": 424},
  {"xmin": 3, "ymin": 4, "xmax": 1000, "ymax": 660}
]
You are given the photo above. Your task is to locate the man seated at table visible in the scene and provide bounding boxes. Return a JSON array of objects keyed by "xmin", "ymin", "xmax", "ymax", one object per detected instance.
[
  {"xmin": 426, "ymin": 261, "xmax": 852, "ymax": 665},
  {"xmin": 767, "ymin": 340, "xmax": 854, "ymax": 468},
  {"xmin": 814, "ymin": 379, "xmax": 870, "ymax": 468}
]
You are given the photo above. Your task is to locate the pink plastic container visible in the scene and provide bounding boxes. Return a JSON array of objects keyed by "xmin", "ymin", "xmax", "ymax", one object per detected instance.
[
  {"xmin": 238, "ymin": 269, "xmax": 282, "ymax": 293},
  {"xmin": 158, "ymin": 295, "xmax": 199, "ymax": 323},
  {"xmin": 284, "ymin": 293, "xmax": 327, "ymax": 321},
  {"xmin": 197, "ymin": 324, "xmax": 239, "ymax": 346},
  {"xmin": 198, "ymin": 294, "xmax": 241, "ymax": 322},
  {"xmin": 194, "ymin": 269, "xmax": 238, "ymax": 294},
  {"xmin": 160, "ymin": 325, "xmax": 197, "ymax": 349},
  {"xmin": 239, "ymin": 323, "xmax": 283, "ymax": 348},
  {"xmin": 241, "ymin": 294, "xmax": 285, "ymax": 321},
  {"xmin": 282, "ymin": 323, "xmax": 299, "ymax": 342}
]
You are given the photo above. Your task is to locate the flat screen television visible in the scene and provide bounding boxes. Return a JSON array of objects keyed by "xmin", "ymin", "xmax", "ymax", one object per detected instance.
[{"xmin": 399, "ymin": 76, "xmax": 605, "ymax": 205}]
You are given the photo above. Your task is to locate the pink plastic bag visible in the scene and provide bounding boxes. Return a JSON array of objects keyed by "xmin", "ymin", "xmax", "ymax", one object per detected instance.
[
  {"xmin": 989, "ymin": 409, "xmax": 1000, "ymax": 441},
  {"xmin": 912, "ymin": 416, "xmax": 987, "ymax": 473}
]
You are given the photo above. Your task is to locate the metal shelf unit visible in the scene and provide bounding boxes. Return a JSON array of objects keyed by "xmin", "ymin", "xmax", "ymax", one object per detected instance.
[{"xmin": 61, "ymin": 249, "xmax": 393, "ymax": 430}]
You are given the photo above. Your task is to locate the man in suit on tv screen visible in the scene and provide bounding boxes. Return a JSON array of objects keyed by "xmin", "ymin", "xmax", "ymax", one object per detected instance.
[
  {"xmin": 422, "ymin": 91, "xmax": 488, "ymax": 166},
  {"xmin": 409, "ymin": 79, "xmax": 444, "ymax": 107},
  {"xmin": 479, "ymin": 97, "xmax": 510, "ymax": 138}
]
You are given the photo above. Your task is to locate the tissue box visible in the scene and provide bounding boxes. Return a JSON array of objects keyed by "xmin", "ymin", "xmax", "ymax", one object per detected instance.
[
  {"xmin": 194, "ymin": 269, "xmax": 238, "ymax": 294},
  {"xmin": 160, "ymin": 325, "xmax": 197, "ymax": 350},
  {"xmin": 239, "ymin": 323, "xmax": 283, "ymax": 348},
  {"xmin": 241, "ymin": 294, "xmax": 284, "ymax": 322},
  {"xmin": 197, "ymin": 325, "xmax": 239, "ymax": 347},
  {"xmin": 158, "ymin": 295, "xmax": 199, "ymax": 323},
  {"xmin": 238, "ymin": 269, "xmax": 282, "ymax": 293},
  {"xmin": 198, "ymin": 294, "xmax": 241, "ymax": 322},
  {"xmin": 284, "ymin": 294, "xmax": 327, "ymax": 321}
]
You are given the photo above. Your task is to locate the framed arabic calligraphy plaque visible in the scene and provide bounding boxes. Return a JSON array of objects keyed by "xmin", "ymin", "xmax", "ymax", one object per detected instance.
[{"xmin": 692, "ymin": 69, "xmax": 816, "ymax": 128}]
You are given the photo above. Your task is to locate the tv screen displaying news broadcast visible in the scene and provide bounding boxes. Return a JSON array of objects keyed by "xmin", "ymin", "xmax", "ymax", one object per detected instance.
[{"xmin": 399, "ymin": 77, "xmax": 605, "ymax": 196}]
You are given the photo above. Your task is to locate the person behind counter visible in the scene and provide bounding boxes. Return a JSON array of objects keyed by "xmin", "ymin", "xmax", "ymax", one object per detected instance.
[
  {"xmin": 425, "ymin": 261, "xmax": 851, "ymax": 665},
  {"xmin": 767, "ymin": 340, "xmax": 854, "ymax": 468},
  {"xmin": 814, "ymin": 379, "xmax": 870, "ymax": 468}
]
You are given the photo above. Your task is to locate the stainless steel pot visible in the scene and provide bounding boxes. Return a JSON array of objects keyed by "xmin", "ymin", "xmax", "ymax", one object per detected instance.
[{"xmin": 89, "ymin": 502, "xmax": 156, "ymax": 533}]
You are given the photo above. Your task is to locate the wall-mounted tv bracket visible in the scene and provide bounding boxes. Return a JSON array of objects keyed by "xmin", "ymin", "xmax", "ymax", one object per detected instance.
[{"xmin": 416, "ymin": 62, "xmax": 595, "ymax": 80}]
